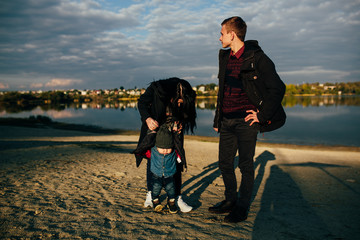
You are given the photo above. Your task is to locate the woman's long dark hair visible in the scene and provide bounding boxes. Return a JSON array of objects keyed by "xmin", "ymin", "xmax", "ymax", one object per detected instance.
[
  {"xmin": 171, "ymin": 79, "xmax": 197, "ymax": 134},
  {"xmin": 156, "ymin": 77, "xmax": 197, "ymax": 134}
]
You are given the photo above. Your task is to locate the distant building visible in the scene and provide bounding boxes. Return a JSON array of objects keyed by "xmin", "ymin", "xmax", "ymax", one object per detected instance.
[
  {"xmin": 324, "ymin": 86, "xmax": 336, "ymax": 90},
  {"xmin": 198, "ymin": 86, "xmax": 206, "ymax": 92}
]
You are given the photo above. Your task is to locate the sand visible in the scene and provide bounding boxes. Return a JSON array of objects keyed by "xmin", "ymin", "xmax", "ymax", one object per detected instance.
[{"xmin": 0, "ymin": 125, "xmax": 359, "ymax": 240}]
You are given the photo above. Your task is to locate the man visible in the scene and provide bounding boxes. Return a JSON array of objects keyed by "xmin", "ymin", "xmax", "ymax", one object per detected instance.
[{"xmin": 209, "ymin": 16, "xmax": 286, "ymax": 223}]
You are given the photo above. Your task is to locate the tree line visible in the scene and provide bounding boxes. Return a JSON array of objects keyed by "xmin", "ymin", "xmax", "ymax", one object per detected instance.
[
  {"xmin": 194, "ymin": 82, "xmax": 360, "ymax": 96},
  {"xmin": 0, "ymin": 81, "xmax": 359, "ymax": 105}
]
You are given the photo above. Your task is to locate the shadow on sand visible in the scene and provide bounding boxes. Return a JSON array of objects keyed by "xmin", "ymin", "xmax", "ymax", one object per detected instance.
[
  {"xmin": 182, "ymin": 150, "xmax": 341, "ymax": 239},
  {"xmin": 182, "ymin": 150, "xmax": 276, "ymax": 210},
  {"xmin": 252, "ymin": 162, "xmax": 337, "ymax": 239}
]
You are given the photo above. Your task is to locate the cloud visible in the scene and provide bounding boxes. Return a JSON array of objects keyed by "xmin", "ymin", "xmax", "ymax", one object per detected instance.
[
  {"xmin": 0, "ymin": 82, "xmax": 9, "ymax": 89},
  {"xmin": 30, "ymin": 83, "xmax": 43, "ymax": 89},
  {"xmin": 44, "ymin": 78, "xmax": 83, "ymax": 88},
  {"xmin": 279, "ymin": 66, "xmax": 350, "ymax": 83}
]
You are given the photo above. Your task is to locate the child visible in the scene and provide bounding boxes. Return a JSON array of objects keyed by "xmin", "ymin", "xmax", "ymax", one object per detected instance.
[{"xmin": 150, "ymin": 123, "xmax": 178, "ymax": 213}]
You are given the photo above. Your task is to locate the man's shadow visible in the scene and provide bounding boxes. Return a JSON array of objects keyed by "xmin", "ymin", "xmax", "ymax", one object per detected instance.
[
  {"xmin": 280, "ymin": 162, "xmax": 358, "ymax": 195},
  {"xmin": 252, "ymin": 163, "xmax": 337, "ymax": 239},
  {"xmin": 250, "ymin": 150, "xmax": 276, "ymax": 203},
  {"xmin": 182, "ymin": 150, "xmax": 276, "ymax": 209}
]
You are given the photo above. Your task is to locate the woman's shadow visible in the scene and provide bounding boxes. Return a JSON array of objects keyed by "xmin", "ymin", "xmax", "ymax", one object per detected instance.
[{"xmin": 181, "ymin": 161, "xmax": 220, "ymax": 209}]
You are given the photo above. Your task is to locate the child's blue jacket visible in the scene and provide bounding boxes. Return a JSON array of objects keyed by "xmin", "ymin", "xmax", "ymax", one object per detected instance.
[{"xmin": 150, "ymin": 146, "xmax": 177, "ymax": 178}]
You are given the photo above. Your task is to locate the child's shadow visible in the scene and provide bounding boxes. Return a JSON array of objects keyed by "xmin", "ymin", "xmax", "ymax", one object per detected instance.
[{"xmin": 182, "ymin": 150, "xmax": 276, "ymax": 210}]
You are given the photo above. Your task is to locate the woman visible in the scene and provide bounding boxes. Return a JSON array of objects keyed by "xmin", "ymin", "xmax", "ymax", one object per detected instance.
[{"xmin": 133, "ymin": 77, "xmax": 196, "ymax": 212}]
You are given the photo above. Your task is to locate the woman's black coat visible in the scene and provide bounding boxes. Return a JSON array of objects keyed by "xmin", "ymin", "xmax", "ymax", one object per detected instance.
[{"xmin": 133, "ymin": 78, "xmax": 189, "ymax": 169}]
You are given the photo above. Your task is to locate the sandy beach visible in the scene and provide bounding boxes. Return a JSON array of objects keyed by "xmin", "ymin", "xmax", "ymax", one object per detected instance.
[{"xmin": 0, "ymin": 125, "xmax": 359, "ymax": 239}]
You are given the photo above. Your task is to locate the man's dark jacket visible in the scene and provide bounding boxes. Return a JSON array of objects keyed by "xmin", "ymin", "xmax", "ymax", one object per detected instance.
[
  {"xmin": 213, "ymin": 40, "xmax": 286, "ymax": 132},
  {"xmin": 133, "ymin": 78, "xmax": 187, "ymax": 169}
]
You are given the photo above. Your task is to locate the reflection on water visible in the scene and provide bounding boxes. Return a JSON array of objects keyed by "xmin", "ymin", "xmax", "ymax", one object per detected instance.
[
  {"xmin": 1, "ymin": 96, "xmax": 360, "ymax": 147},
  {"xmin": 1, "ymin": 95, "xmax": 359, "ymax": 114},
  {"xmin": 77, "ymin": 101, "xmax": 138, "ymax": 110},
  {"xmin": 282, "ymin": 95, "xmax": 360, "ymax": 107},
  {"xmin": 0, "ymin": 100, "xmax": 139, "ymax": 114}
]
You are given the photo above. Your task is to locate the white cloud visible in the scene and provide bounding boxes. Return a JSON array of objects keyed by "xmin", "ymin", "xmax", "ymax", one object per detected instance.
[
  {"xmin": 45, "ymin": 78, "xmax": 83, "ymax": 88},
  {"xmin": 30, "ymin": 83, "xmax": 43, "ymax": 89},
  {"xmin": 59, "ymin": 55, "xmax": 82, "ymax": 61},
  {"xmin": 279, "ymin": 66, "xmax": 350, "ymax": 83}
]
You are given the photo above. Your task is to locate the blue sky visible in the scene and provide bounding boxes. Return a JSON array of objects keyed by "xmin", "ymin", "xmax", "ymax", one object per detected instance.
[{"xmin": 0, "ymin": 0, "xmax": 359, "ymax": 91}]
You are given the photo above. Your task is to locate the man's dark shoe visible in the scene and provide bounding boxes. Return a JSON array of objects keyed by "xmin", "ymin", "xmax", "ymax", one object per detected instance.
[
  {"xmin": 208, "ymin": 200, "xmax": 236, "ymax": 214},
  {"xmin": 224, "ymin": 206, "xmax": 248, "ymax": 223}
]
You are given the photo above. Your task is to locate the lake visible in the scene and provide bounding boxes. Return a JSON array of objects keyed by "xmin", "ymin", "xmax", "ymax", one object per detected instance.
[{"xmin": 1, "ymin": 95, "xmax": 360, "ymax": 147}]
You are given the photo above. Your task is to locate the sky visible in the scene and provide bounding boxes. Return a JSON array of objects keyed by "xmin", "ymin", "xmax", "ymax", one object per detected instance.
[{"xmin": 0, "ymin": 0, "xmax": 359, "ymax": 91}]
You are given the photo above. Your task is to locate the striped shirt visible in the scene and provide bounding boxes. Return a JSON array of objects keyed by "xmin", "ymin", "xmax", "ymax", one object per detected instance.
[{"xmin": 222, "ymin": 46, "xmax": 256, "ymax": 118}]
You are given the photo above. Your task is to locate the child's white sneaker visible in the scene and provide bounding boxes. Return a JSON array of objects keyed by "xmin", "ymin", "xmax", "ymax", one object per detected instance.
[
  {"xmin": 144, "ymin": 191, "xmax": 153, "ymax": 208},
  {"xmin": 177, "ymin": 195, "xmax": 192, "ymax": 213}
]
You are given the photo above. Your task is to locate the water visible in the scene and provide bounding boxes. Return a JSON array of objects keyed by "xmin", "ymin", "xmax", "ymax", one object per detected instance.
[
  {"xmin": 259, "ymin": 104, "xmax": 360, "ymax": 146},
  {"xmin": 1, "ymin": 96, "xmax": 360, "ymax": 147}
]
